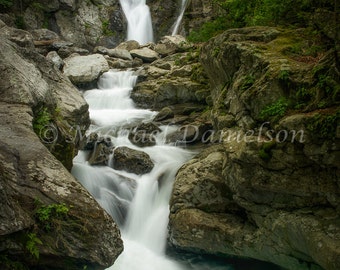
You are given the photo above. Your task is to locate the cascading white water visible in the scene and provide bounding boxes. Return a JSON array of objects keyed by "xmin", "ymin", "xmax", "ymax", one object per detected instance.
[
  {"xmin": 120, "ymin": 0, "xmax": 154, "ymax": 44},
  {"xmin": 171, "ymin": 0, "xmax": 190, "ymax": 36},
  {"xmin": 72, "ymin": 69, "xmax": 195, "ymax": 270}
]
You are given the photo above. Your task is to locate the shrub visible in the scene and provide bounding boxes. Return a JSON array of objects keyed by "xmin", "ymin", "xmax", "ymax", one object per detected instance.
[
  {"xmin": 189, "ymin": 0, "xmax": 336, "ymax": 42},
  {"xmin": 259, "ymin": 97, "xmax": 289, "ymax": 121},
  {"xmin": 0, "ymin": 0, "xmax": 13, "ymax": 8}
]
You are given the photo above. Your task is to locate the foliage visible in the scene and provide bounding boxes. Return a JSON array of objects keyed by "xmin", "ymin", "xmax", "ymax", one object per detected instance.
[
  {"xmin": 259, "ymin": 97, "xmax": 289, "ymax": 121},
  {"xmin": 25, "ymin": 233, "xmax": 42, "ymax": 259},
  {"xmin": 294, "ymin": 87, "xmax": 313, "ymax": 109},
  {"xmin": 35, "ymin": 203, "xmax": 69, "ymax": 231},
  {"xmin": 189, "ymin": 0, "xmax": 336, "ymax": 42},
  {"xmin": 307, "ymin": 111, "xmax": 340, "ymax": 140},
  {"xmin": 0, "ymin": 0, "xmax": 13, "ymax": 8},
  {"xmin": 33, "ymin": 107, "xmax": 52, "ymax": 134},
  {"xmin": 188, "ymin": 17, "xmax": 231, "ymax": 42}
]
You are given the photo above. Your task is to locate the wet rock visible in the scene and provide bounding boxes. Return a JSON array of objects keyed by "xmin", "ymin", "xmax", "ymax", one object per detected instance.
[
  {"xmin": 128, "ymin": 122, "xmax": 161, "ymax": 147},
  {"xmin": 80, "ymin": 132, "xmax": 99, "ymax": 150},
  {"xmin": 166, "ymin": 121, "xmax": 212, "ymax": 145},
  {"xmin": 112, "ymin": 146, "xmax": 154, "ymax": 175},
  {"xmin": 88, "ymin": 143, "xmax": 112, "ymax": 165},
  {"xmin": 154, "ymin": 107, "xmax": 175, "ymax": 122}
]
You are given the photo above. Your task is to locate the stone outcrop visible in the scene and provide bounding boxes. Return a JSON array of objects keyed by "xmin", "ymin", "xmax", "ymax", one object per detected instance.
[
  {"xmin": 169, "ymin": 27, "xmax": 340, "ymax": 270},
  {"xmin": 131, "ymin": 41, "xmax": 211, "ymax": 111},
  {"xmin": 0, "ymin": 22, "xmax": 123, "ymax": 269}
]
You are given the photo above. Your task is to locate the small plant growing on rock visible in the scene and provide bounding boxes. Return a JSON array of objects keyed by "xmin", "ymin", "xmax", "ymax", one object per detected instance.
[
  {"xmin": 35, "ymin": 202, "xmax": 69, "ymax": 231},
  {"xmin": 25, "ymin": 233, "xmax": 42, "ymax": 259},
  {"xmin": 259, "ymin": 97, "xmax": 289, "ymax": 122},
  {"xmin": 102, "ymin": 20, "xmax": 113, "ymax": 36}
]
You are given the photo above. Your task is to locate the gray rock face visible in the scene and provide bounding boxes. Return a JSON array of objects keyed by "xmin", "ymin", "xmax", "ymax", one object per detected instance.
[
  {"xmin": 169, "ymin": 27, "xmax": 340, "ymax": 270},
  {"xmin": 12, "ymin": 0, "xmax": 124, "ymax": 49},
  {"xmin": 63, "ymin": 53, "xmax": 109, "ymax": 85},
  {"xmin": 0, "ymin": 23, "xmax": 123, "ymax": 269},
  {"xmin": 112, "ymin": 147, "xmax": 154, "ymax": 175}
]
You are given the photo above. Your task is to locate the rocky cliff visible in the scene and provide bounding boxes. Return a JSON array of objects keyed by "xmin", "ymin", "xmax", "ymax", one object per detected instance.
[
  {"xmin": 0, "ymin": 0, "xmax": 183, "ymax": 49},
  {"xmin": 169, "ymin": 27, "xmax": 340, "ymax": 270},
  {"xmin": 0, "ymin": 21, "xmax": 123, "ymax": 269}
]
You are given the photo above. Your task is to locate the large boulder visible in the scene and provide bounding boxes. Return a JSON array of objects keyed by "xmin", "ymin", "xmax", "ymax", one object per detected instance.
[
  {"xmin": 0, "ymin": 23, "xmax": 123, "ymax": 269},
  {"xmin": 63, "ymin": 53, "xmax": 109, "ymax": 85}
]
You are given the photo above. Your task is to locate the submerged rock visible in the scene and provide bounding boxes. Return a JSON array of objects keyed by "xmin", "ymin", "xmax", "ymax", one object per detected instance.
[{"xmin": 128, "ymin": 122, "xmax": 161, "ymax": 147}]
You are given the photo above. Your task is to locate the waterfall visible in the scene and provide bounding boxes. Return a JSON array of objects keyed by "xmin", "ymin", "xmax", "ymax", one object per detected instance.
[
  {"xmin": 72, "ymin": 69, "xmax": 195, "ymax": 270},
  {"xmin": 119, "ymin": 0, "xmax": 154, "ymax": 44},
  {"xmin": 172, "ymin": 0, "xmax": 190, "ymax": 36}
]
